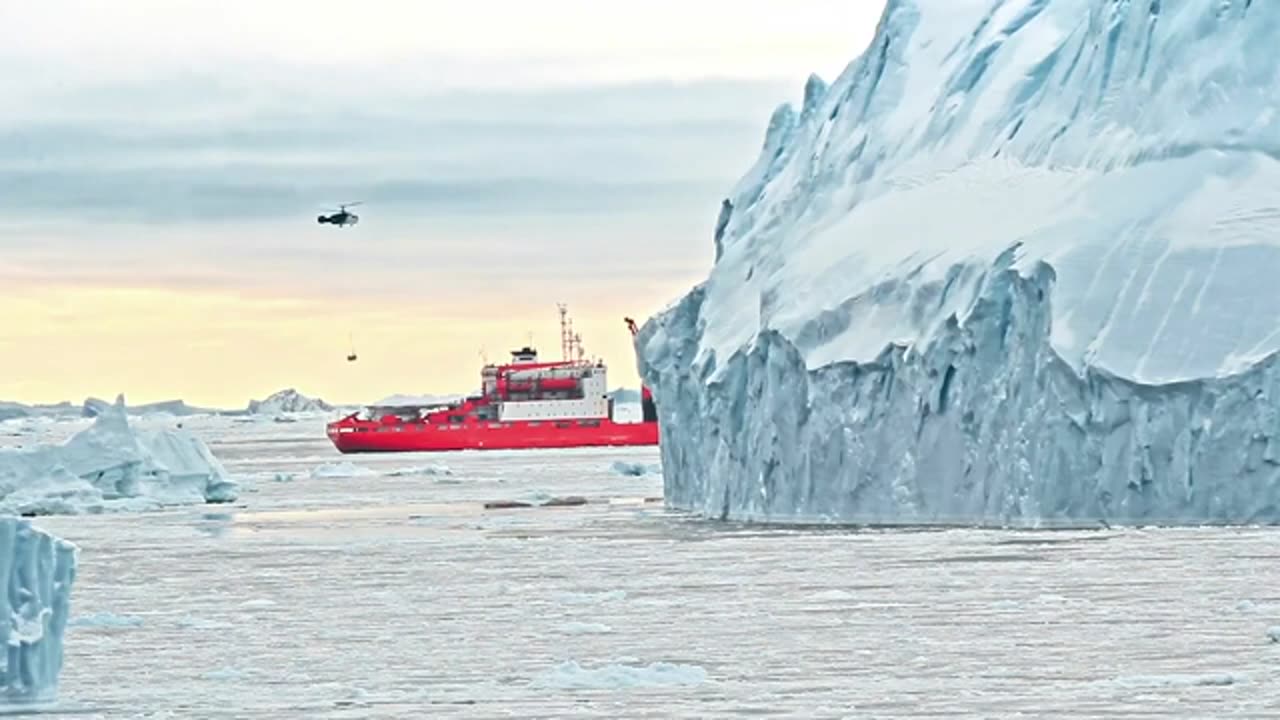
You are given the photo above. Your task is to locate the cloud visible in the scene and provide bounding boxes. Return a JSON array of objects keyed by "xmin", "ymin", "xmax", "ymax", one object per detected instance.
[
  {"xmin": 0, "ymin": 1, "xmax": 890, "ymax": 406},
  {"xmin": 0, "ymin": 76, "xmax": 787, "ymax": 302},
  {"xmin": 5, "ymin": 1, "xmax": 885, "ymax": 87},
  {"xmin": 0, "ymin": 77, "xmax": 791, "ymax": 220}
]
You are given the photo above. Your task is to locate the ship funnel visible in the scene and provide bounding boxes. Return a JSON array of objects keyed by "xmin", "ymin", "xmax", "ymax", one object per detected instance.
[{"xmin": 511, "ymin": 346, "xmax": 538, "ymax": 363}]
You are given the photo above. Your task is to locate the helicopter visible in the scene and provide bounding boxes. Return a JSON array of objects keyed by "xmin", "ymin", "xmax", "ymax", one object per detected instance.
[{"xmin": 318, "ymin": 202, "xmax": 362, "ymax": 227}]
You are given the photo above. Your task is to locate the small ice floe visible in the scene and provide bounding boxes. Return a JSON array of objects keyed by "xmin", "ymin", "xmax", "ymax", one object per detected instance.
[
  {"xmin": 805, "ymin": 589, "xmax": 854, "ymax": 602},
  {"xmin": 310, "ymin": 461, "xmax": 375, "ymax": 479},
  {"xmin": 175, "ymin": 615, "xmax": 235, "ymax": 631},
  {"xmin": 68, "ymin": 612, "xmax": 143, "ymax": 629},
  {"xmin": 1267, "ymin": 626, "xmax": 1280, "ymax": 643},
  {"xmin": 554, "ymin": 590, "xmax": 626, "ymax": 605},
  {"xmin": 334, "ymin": 687, "xmax": 371, "ymax": 708},
  {"xmin": 484, "ymin": 496, "xmax": 588, "ymax": 510},
  {"xmin": 1114, "ymin": 672, "xmax": 1246, "ymax": 688},
  {"xmin": 385, "ymin": 464, "xmax": 453, "ymax": 477},
  {"xmin": 560, "ymin": 622, "xmax": 613, "ymax": 636},
  {"xmin": 532, "ymin": 661, "xmax": 707, "ymax": 690},
  {"xmin": 203, "ymin": 667, "xmax": 248, "ymax": 682},
  {"xmin": 610, "ymin": 461, "xmax": 661, "ymax": 477}
]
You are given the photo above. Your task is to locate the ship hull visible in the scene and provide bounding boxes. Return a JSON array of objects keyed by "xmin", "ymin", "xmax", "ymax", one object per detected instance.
[{"xmin": 327, "ymin": 418, "xmax": 659, "ymax": 454}]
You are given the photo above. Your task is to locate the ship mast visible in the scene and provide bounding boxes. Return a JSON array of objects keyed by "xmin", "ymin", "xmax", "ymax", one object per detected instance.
[
  {"xmin": 558, "ymin": 302, "xmax": 571, "ymax": 362},
  {"xmin": 558, "ymin": 303, "xmax": 591, "ymax": 365}
]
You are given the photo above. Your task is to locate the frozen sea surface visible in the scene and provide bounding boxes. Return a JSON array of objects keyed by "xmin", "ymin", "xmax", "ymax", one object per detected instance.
[{"xmin": 10, "ymin": 414, "xmax": 1280, "ymax": 717}]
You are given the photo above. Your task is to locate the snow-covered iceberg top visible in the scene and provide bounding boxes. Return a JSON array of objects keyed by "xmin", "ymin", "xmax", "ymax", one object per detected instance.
[
  {"xmin": 246, "ymin": 388, "xmax": 333, "ymax": 415},
  {"xmin": 638, "ymin": 0, "xmax": 1280, "ymax": 527},
  {"xmin": 0, "ymin": 396, "xmax": 238, "ymax": 516},
  {"xmin": 687, "ymin": 0, "xmax": 1280, "ymax": 386},
  {"xmin": 0, "ymin": 518, "xmax": 76, "ymax": 704}
]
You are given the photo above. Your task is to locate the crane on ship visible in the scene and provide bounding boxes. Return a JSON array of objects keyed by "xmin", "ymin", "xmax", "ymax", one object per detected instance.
[{"xmin": 624, "ymin": 317, "xmax": 658, "ymax": 423}]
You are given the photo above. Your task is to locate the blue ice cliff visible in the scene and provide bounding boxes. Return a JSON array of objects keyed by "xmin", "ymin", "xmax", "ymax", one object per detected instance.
[
  {"xmin": 0, "ymin": 519, "xmax": 76, "ymax": 703},
  {"xmin": 637, "ymin": 0, "xmax": 1280, "ymax": 527}
]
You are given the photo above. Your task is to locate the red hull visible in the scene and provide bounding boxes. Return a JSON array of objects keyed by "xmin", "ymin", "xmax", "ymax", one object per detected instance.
[{"xmin": 327, "ymin": 417, "xmax": 659, "ymax": 453}]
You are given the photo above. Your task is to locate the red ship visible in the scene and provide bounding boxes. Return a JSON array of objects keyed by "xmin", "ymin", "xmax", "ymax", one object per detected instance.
[{"xmin": 326, "ymin": 310, "xmax": 658, "ymax": 453}]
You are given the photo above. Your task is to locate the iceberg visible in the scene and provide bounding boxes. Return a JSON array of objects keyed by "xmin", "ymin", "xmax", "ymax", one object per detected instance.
[
  {"xmin": 637, "ymin": 0, "xmax": 1280, "ymax": 527},
  {"xmin": 246, "ymin": 388, "xmax": 334, "ymax": 415},
  {"xmin": 0, "ymin": 396, "xmax": 238, "ymax": 515},
  {"xmin": 0, "ymin": 518, "xmax": 76, "ymax": 704}
]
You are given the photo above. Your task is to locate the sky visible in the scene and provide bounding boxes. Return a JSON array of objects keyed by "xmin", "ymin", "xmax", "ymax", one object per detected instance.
[{"xmin": 2, "ymin": 0, "xmax": 887, "ymax": 408}]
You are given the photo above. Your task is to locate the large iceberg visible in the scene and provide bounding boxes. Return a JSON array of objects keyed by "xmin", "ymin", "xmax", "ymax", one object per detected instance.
[
  {"xmin": 0, "ymin": 518, "xmax": 76, "ymax": 703},
  {"xmin": 637, "ymin": 0, "xmax": 1280, "ymax": 527},
  {"xmin": 0, "ymin": 396, "xmax": 238, "ymax": 515},
  {"xmin": 246, "ymin": 388, "xmax": 334, "ymax": 415}
]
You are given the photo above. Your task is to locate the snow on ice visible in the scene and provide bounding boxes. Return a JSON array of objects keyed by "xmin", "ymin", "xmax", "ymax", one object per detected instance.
[
  {"xmin": 0, "ymin": 396, "xmax": 238, "ymax": 515},
  {"xmin": 0, "ymin": 518, "xmax": 76, "ymax": 704},
  {"xmin": 637, "ymin": 0, "xmax": 1280, "ymax": 527}
]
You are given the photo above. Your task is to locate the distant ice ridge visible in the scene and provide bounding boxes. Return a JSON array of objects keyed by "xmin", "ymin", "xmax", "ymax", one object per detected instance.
[
  {"xmin": 0, "ymin": 396, "xmax": 238, "ymax": 515},
  {"xmin": 82, "ymin": 397, "xmax": 220, "ymax": 418},
  {"xmin": 0, "ymin": 518, "xmax": 76, "ymax": 703},
  {"xmin": 0, "ymin": 402, "xmax": 78, "ymax": 422},
  {"xmin": 638, "ymin": 0, "xmax": 1280, "ymax": 527}
]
